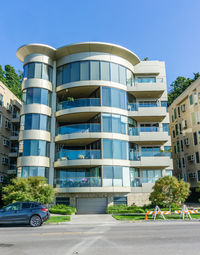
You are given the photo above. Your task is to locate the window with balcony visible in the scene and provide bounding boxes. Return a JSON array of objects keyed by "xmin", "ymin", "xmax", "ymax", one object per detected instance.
[
  {"xmin": 102, "ymin": 113, "xmax": 128, "ymax": 134},
  {"xmin": 102, "ymin": 87, "xmax": 127, "ymax": 110},
  {"xmin": 103, "ymin": 166, "xmax": 129, "ymax": 187}
]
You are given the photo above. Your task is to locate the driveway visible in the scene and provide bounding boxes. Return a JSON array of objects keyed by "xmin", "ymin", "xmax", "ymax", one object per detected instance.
[{"xmin": 69, "ymin": 214, "xmax": 118, "ymax": 224}]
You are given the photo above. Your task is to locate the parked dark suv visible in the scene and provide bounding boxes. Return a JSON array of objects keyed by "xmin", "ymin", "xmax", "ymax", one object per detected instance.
[{"xmin": 0, "ymin": 202, "xmax": 50, "ymax": 227}]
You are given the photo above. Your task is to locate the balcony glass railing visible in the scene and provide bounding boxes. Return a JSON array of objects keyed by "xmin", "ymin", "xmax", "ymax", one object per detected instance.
[
  {"xmin": 57, "ymin": 98, "xmax": 101, "ymax": 111},
  {"xmin": 128, "ymin": 102, "xmax": 161, "ymax": 111},
  {"xmin": 55, "ymin": 150, "xmax": 101, "ymax": 161},
  {"xmin": 56, "ymin": 123, "xmax": 101, "ymax": 135},
  {"xmin": 131, "ymin": 177, "xmax": 161, "ymax": 187},
  {"xmin": 129, "ymin": 151, "xmax": 171, "ymax": 160},
  {"xmin": 54, "ymin": 177, "xmax": 102, "ymax": 188},
  {"xmin": 128, "ymin": 127, "xmax": 162, "ymax": 136}
]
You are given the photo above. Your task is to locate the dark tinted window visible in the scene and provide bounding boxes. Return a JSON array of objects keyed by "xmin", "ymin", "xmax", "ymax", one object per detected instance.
[
  {"xmin": 31, "ymin": 203, "xmax": 40, "ymax": 208},
  {"xmin": 22, "ymin": 202, "xmax": 32, "ymax": 209}
]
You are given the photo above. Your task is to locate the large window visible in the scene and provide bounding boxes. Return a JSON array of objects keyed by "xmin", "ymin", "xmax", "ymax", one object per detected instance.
[
  {"xmin": 141, "ymin": 169, "xmax": 162, "ymax": 183},
  {"xmin": 103, "ymin": 166, "xmax": 129, "ymax": 187},
  {"xmin": 24, "ymin": 62, "xmax": 53, "ymax": 82},
  {"xmin": 21, "ymin": 167, "xmax": 49, "ymax": 179},
  {"xmin": 22, "ymin": 88, "xmax": 51, "ymax": 106},
  {"xmin": 102, "ymin": 113, "xmax": 128, "ymax": 134},
  {"xmin": 20, "ymin": 114, "xmax": 51, "ymax": 131},
  {"xmin": 136, "ymin": 77, "xmax": 156, "ymax": 83},
  {"xmin": 56, "ymin": 60, "xmax": 134, "ymax": 86},
  {"xmin": 102, "ymin": 87, "xmax": 127, "ymax": 110},
  {"xmin": 103, "ymin": 139, "xmax": 128, "ymax": 160},
  {"xmin": 19, "ymin": 140, "xmax": 50, "ymax": 157}
]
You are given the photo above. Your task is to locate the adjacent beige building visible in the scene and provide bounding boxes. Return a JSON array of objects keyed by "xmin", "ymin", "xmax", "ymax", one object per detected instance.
[
  {"xmin": 16, "ymin": 42, "xmax": 173, "ymax": 213},
  {"xmin": 169, "ymin": 78, "xmax": 200, "ymax": 189},
  {"xmin": 0, "ymin": 81, "xmax": 21, "ymax": 181}
]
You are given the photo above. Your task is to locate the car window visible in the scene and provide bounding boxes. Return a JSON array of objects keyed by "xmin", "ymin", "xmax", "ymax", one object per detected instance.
[
  {"xmin": 22, "ymin": 203, "xmax": 32, "ymax": 209},
  {"xmin": 5, "ymin": 203, "xmax": 21, "ymax": 211},
  {"xmin": 31, "ymin": 203, "xmax": 40, "ymax": 208}
]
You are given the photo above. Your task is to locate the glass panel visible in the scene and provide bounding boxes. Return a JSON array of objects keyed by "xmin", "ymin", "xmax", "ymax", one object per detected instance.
[
  {"xmin": 102, "ymin": 87, "xmax": 111, "ymax": 106},
  {"xmin": 31, "ymin": 114, "xmax": 40, "ymax": 129},
  {"xmin": 111, "ymin": 88, "xmax": 120, "ymax": 108},
  {"xmin": 122, "ymin": 167, "xmax": 130, "ymax": 186},
  {"xmin": 100, "ymin": 61, "xmax": 110, "ymax": 81},
  {"xmin": 110, "ymin": 63, "xmax": 119, "ymax": 83},
  {"xmin": 24, "ymin": 65, "xmax": 28, "ymax": 78},
  {"xmin": 113, "ymin": 166, "xmax": 122, "ymax": 186},
  {"xmin": 122, "ymin": 141, "xmax": 128, "ymax": 160},
  {"xmin": 33, "ymin": 88, "xmax": 41, "ymax": 104},
  {"xmin": 27, "ymin": 63, "xmax": 35, "ymax": 78},
  {"xmin": 137, "ymin": 77, "xmax": 156, "ymax": 83},
  {"xmin": 34, "ymin": 63, "xmax": 42, "ymax": 78},
  {"xmin": 113, "ymin": 140, "xmax": 121, "ymax": 159},
  {"xmin": 57, "ymin": 66, "xmax": 63, "ymax": 86},
  {"xmin": 119, "ymin": 65, "xmax": 126, "ymax": 85},
  {"xmin": 80, "ymin": 61, "xmax": 89, "ymax": 80},
  {"xmin": 40, "ymin": 115, "xmax": 47, "ymax": 130},
  {"xmin": 41, "ymin": 89, "xmax": 48, "ymax": 105},
  {"xmin": 112, "ymin": 114, "xmax": 121, "ymax": 133},
  {"xmin": 103, "ymin": 139, "xmax": 112, "ymax": 158},
  {"xmin": 70, "ymin": 62, "xmax": 80, "ymax": 82},
  {"xmin": 38, "ymin": 140, "xmax": 46, "ymax": 156},
  {"xmin": 63, "ymin": 64, "xmax": 70, "ymax": 84},
  {"xmin": 25, "ymin": 114, "xmax": 32, "ymax": 130},
  {"xmin": 48, "ymin": 66, "xmax": 53, "ymax": 82},
  {"xmin": 42, "ymin": 64, "xmax": 49, "ymax": 80},
  {"xmin": 126, "ymin": 69, "xmax": 134, "ymax": 86},
  {"xmin": 90, "ymin": 61, "xmax": 100, "ymax": 80},
  {"xmin": 103, "ymin": 166, "xmax": 113, "ymax": 186},
  {"xmin": 102, "ymin": 113, "xmax": 112, "ymax": 132}
]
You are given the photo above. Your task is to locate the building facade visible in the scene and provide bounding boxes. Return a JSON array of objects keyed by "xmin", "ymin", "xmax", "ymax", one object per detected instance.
[
  {"xmin": 169, "ymin": 78, "xmax": 200, "ymax": 189},
  {"xmin": 0, "ymin": 81, "xmax": 21, "ymax": 181},
  {"xmin": 16, "ymin": 42, "xmax": 172, "ymax": 213}
]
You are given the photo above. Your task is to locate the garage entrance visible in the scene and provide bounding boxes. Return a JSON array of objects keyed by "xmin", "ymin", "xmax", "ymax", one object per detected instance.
[{"xmin": 76, "ymin": 198, "xmax": 107, "ymax": 214}]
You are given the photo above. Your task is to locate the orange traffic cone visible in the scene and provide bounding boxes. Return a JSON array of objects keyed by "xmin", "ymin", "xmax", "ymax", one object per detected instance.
[{"xmin": 145, "ymin": 213, "xmax": 148, "ymax": 220}]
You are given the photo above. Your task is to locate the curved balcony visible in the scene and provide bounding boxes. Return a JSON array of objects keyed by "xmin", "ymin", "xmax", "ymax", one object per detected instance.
[
  {"xmin": 57, "ymin": 98, "xmax": 100, "ymax": 111},
  {"xmin": 55, "ymin": 150, "xmax": 101, "ymax": 161},
  {"xmin": 54, "ymin": 177, "xmax": 102, "ymax": 188},
  {"xmin": 56, "ymin": 123, "xmax": 100, "ymax": 135}
]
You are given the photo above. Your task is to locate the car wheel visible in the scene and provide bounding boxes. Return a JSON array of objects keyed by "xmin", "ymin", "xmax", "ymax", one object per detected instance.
[{"xmin": 30, "ymin": 215, "xmax": 42, "ymax": 227}]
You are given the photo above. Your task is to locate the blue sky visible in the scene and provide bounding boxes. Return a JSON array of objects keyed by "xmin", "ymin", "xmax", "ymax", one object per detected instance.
[{"xmin": 0, "ymin": 0, "xmax": 199, "ymax": 91}]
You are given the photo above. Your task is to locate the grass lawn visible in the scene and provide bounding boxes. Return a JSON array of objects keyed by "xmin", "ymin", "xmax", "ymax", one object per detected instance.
[
  {"xmin": 46, "ymin": 216, "xmax": 70, "ymax": 223},
  {"xmin": 113, "ymin": 214, "xmax": 200, "ymax": 221}
]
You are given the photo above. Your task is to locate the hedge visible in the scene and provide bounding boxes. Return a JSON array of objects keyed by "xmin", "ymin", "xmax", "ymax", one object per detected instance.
[{"xmin": 49, "ymin": 204, "xmax": 76, "ymax": 215}]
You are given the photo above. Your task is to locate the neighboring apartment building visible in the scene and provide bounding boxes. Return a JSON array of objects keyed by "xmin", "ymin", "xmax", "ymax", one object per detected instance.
[
  {"xmin": 0, "ymin": 81, "xmax": 21, "ymax": 182},
  {"xmin": 169, "ymin": 78, "xmax": 200, "ymax": 190},
  {"xmin": 16, "ymin": 42, "xmax": 172, "ymax": 213}
]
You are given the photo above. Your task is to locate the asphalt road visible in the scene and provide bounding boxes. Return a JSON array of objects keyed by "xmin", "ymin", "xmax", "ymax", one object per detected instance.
[{"xmin": 0, "ymin": 218, "xmax": 200, "ymax": 255}]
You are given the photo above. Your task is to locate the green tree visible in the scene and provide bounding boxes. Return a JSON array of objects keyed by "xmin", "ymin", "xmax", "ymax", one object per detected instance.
[
  {"xmin": 2, "ymin": 177, "xmax": 54, "ymax": 205},
  {"xmin": 0, "ymin": 65, "xmax": 23, "ymax": 99},
  {"xmin": 149, "ymin": 176, "xmax": 190, "ymax": 207},
  {"xmin": 0, "ymin": 174, "xmax": 16, "ymax": 208},
  {"xmin": 168, "ymin": 73, "xmax": 200, "ymax": 106}
]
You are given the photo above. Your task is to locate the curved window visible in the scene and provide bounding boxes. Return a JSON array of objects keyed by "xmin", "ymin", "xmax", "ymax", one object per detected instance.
[
  {"xmin": 20, "ymin": 167, "xmax": 49, "ymax": 179},
  {"xmin": 103, "ymin": 139, "xmax": 129, "ymax": 160},
  {"xmin": 56, "ymin": 60, "xmax": 134, "ymax": 86},
  {"xmin": 24, "ymin": 62, "xmax": 53, "ymax": 82},
  {"xmin": 20, "ymin": 114, "xmax": 51, "ymax": 131},
  {"xmin": 102, "ymin": 113, "xmax": 128, "ymax": 134},
  {"xmin": 22, "ymin": 88, "xmax": 51, "ymax": 106},
  {"xmin": 102, "ymin": 87, "xmax": 127, "ymax": 110},
  {"xmin": 19, "ymin": 140, "xmax": 50, "ymax": 157}
]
